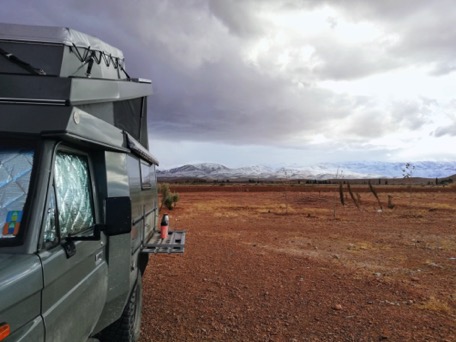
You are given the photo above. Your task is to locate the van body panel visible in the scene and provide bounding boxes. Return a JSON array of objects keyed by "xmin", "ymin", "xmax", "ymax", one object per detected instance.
[
  {"xmin": 94, "ymin": 152, "xmax": 132, "ymax": 332},
  {"xmin": 0, "ymin": 254, "xmax": 43, "ymax": 340},
  {"xmin": 39, "ymin": 240, "xmax": 108, "ymax": 342}
]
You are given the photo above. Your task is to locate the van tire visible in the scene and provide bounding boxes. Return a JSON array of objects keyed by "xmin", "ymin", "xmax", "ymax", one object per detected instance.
[{"xmin": 98, "ymin": 273, "xmax": 143, "ymax": 342}]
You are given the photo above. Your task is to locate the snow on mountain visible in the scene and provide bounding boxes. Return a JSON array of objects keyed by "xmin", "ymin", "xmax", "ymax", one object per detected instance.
[
  {"xmin": 234, "ymin": 165, "xmax": 275, "ymax": 175},
  {"xmin": 157, "ymin": 161, "xmax": 456, "ymax": 180},
  {"xmin": 169, "ymin": 163, "xmax": 229, "ymax": 174},
  {"xmin": 321, "ymin": 161, "xmax": 456, "ymax": 179},
  {"xmin": 164, "ymin": 163, "xmax": 231, "ymax": 178}
]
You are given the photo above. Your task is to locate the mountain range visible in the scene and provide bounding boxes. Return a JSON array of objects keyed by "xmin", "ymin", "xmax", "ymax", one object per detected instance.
[{"xmin": 157, "ymin": 161, "xmax": 456, "ymax": 180}]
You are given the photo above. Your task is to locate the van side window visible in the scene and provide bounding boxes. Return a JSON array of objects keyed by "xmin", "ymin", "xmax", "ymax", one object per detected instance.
[
  {"xmin": 140, "ymin": 161, "xmax": 151, "ymax": 189},
  {"xmin": 150, "ymin": 164, "xmax": 157, "ymax": 196},
  {"xmin": 151, "ymin": 164, "xmax": 156, "ymax": 183},
  {"xmin": 43, "ymin": 151, "xmax": 94, "ymax": 245}
]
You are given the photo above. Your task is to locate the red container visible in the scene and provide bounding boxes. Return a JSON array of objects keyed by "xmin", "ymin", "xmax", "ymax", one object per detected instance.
[
  {"xmin": 160, "ymin": 214, "xmax": 169, "ymax": 239},
  {"xmin": 160, "ymin": 224, "xmax": 168, "ymax": 239}
]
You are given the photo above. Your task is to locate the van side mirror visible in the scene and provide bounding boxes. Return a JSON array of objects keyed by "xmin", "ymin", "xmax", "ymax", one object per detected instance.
[{"xmin": 105, "ymin": 196, "xmax": 132, "ymax": 236}]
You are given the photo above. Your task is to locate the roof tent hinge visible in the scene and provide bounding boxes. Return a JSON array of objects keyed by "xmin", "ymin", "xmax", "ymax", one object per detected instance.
[
  {"xmin": 118, "ymin": 62, "xmax": 130, "ymax": 80},
  {"xmin": 86, "ymin": 53, "xmax": 95, "ymax": 77}
]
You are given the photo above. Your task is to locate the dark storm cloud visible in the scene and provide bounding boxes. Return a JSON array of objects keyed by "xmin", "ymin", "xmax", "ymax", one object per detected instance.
[
  {"xmin": 149, "ymin": 52, "xmax": 347, "ymax": 144},
  {"xmin": 260, "ymin": 0, "xmax": 456, "ymax": 80},
  {"xmin": 1, "ymin": 0, "xmax": 454, "ymax": 151},
  {"xmin": 208, "ymin": 0, "xmax": 265, "ymax": 37},
  {"xmin": 390, "ymin": 99, "xmax": 433, "ymax": 131},
  {"xmin": 315, "ymin": 0, "xmax": 456, "ymax": 77},
  {"xmin": 310, "ymin": 38, "xmax": 399, "ymax": 81},
  {"xmin": 434, "ymin": 124, "xmax": 456, "ymax": 137}
]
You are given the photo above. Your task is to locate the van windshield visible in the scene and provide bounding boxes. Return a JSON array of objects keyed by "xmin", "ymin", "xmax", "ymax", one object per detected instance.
[{"xmin": 0, "ymin": 146, "xmax": 34, "ymax": 243}]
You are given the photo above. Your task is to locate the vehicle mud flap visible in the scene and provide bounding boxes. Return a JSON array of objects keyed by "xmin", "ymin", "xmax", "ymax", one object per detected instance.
[{"xmin": 142, "ymin": 230, "xmax": 186, "ymax": 254}]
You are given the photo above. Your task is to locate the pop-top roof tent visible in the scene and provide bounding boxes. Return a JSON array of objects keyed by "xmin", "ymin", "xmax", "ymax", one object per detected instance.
[
  {"xmin": 0, "ymin": 22, "xmax": 125, "ymax": 77},
  {"xmin": 0, "ymin": 22, "xmax": 155, "ymax": 163}
]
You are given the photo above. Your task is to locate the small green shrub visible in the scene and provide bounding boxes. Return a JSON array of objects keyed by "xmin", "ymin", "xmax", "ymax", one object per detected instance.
[{"xmin": 159, "ymin": 183, "xmax": 180, "ymax": 210}]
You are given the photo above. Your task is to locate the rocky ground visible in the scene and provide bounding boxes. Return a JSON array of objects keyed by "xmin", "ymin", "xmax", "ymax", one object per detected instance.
[{"xmin": 140, "ymin": 184, "xmax": 456, "ymax": 341}]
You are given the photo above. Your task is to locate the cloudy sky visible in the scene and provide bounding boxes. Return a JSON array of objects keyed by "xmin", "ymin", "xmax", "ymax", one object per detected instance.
[{"xmin": 2, "ymin": 0, "xmax": 456, "ymax": 168}]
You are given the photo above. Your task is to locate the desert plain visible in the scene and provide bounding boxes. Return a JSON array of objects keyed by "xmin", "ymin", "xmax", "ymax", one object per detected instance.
[{"xmin": 140, "ymin": 183, "xmax": 456, "ymax": 342}]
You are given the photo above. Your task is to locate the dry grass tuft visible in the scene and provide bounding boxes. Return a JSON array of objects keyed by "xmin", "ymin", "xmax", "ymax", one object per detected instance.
[
  {"xmin": 418, "ymin": 296, "xmax": 452, "ymax": 314},
  {"xmin": 347, "ymin": 242, "xmax": 374, "ymax": 251}
]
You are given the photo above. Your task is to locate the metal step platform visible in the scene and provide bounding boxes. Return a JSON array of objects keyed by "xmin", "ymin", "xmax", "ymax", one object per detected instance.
[{"xmin": 142, "ymin": 230, "xmax": 186, "ymax": 254}]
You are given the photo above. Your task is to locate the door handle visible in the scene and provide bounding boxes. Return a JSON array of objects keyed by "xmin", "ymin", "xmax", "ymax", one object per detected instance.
[{"xmin": 95, "ymin": 251, "xmax": 103, "ymax": 265}]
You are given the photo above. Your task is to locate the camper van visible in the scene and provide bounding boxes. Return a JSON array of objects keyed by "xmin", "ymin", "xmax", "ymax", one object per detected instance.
[{"xmin": 0, "ymin": 23, "xmax": 185, "ymax": 342}]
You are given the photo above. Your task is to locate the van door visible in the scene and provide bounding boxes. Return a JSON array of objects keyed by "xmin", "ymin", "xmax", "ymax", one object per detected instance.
[{"xmin": 38, "ymin": 148, "xmax": 108, "ymax": 341}]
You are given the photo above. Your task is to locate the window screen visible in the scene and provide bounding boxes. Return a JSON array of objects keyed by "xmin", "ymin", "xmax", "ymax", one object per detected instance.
[
  {"xmin": 44, "ymin": 151, "xmax": 94, "ymax": 243},
  {"xmin": 0, "ymin": 149, "xmax": 34, "ymax": 240}
]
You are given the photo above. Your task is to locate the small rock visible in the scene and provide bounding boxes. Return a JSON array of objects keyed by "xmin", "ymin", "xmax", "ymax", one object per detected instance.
[
  {"xmin": 333, "ymin": 304, "xmax": 343, "ymax": 310},
  {"xmin": 411, "ymin": 277, "xmax": 419, "ymax": 282}
]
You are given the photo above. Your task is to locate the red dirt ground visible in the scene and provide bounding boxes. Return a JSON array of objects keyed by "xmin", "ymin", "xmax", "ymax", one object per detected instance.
[{"xmin": 140, "ymin": 184, "xmax": 456, "ymax": 341}]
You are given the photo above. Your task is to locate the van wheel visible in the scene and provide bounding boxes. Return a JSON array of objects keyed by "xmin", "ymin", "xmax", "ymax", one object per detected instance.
[{"xmin": 98, "ymin": 273, "xmax": 143, "ymax": 342}]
